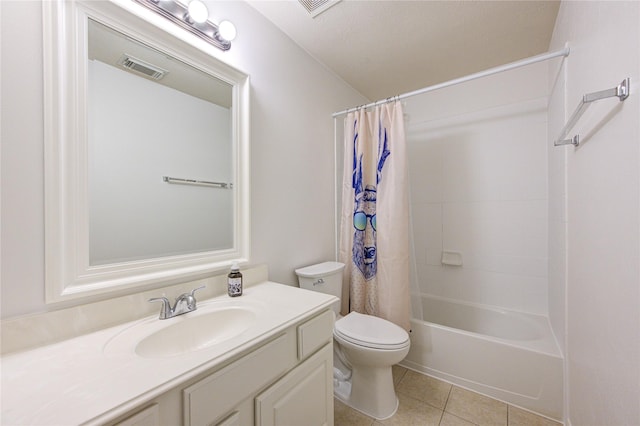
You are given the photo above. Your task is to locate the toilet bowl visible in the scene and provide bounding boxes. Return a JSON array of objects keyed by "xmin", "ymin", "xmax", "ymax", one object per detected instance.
[{"xmin": 295, "ymin": 262, "xmax": 410, "ymax": 420}]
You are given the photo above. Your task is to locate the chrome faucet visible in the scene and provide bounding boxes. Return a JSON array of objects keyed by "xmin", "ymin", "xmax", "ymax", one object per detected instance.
[{"xmin": 149, "ymin": 285, "xmax": 205, "ymax": 319}]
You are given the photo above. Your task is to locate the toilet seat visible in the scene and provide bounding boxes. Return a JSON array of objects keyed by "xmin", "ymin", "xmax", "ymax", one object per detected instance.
[{"xmin": 334, "ymin": 312, "xmax": 409, "ymax": 350}]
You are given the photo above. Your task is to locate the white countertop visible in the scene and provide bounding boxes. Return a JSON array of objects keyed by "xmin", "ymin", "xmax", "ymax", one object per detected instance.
[{"xmin": 1, "ymin": 282, "xmax": 337, "ymax": 425}]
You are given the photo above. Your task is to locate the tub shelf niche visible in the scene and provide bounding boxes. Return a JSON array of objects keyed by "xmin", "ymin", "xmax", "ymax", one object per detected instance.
[{"xmin": 441, "ymin": 251, "xmax": 463, "ymax": 266}]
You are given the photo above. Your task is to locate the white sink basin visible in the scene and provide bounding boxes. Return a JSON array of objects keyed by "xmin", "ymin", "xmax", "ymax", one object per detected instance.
[
  {"xmin": 136, "ymin": 307, "xmax": 256, "ymax": 357},
  {"xmin": 104, "ymin": 299, "xmax": 263, "ymax": 358}
]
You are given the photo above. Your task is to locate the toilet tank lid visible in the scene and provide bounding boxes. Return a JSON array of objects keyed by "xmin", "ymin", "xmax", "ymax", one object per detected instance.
[{"xmin": 295, "ymin": 261, "xmax": 345, "ymax": 278}]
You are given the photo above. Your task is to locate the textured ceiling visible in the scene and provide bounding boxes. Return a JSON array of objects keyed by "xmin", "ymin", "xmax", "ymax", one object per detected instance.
[{"xmin": 247, "ymin": 0, "xmax": 560, "ymax": 101}]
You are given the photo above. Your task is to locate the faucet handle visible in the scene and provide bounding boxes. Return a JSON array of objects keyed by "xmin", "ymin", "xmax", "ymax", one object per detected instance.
[
  {"xmin": 173, "ymin": 285, "xmax": 206, "ymax": 313},
  {"xmin": 149, "ymin": 296, "xmax": 172, "ymax": 319},
  {"xmin": 190, "ymin": 285, "xmax": 206, "ymax": 299},
  {"xmin": 185, "ymin": 285, "xmax": 206, "ymax": 309}
]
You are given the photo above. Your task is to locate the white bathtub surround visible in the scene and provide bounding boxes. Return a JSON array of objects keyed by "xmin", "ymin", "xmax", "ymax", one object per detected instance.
[
  {"xmin": 0, "ymin": 265, "xmax": 268, "ymax": 355},
  {"xmin": 338, "ymin": 101, "xmax": 411, "ymax": 330},
  {"xmin": 405, "ymin": 63, "xmax": 549, "ymax": 316},
  {"xmin": 402, "ymin": 294, "xmax": 563, "ymax": 420},
  {"xmin": 1, "ymin": 282, "xmax": 337, "ymax": 425},
  {"xmin": 400, "ymin": 58, "xmax": 561, "ymax": 420}
]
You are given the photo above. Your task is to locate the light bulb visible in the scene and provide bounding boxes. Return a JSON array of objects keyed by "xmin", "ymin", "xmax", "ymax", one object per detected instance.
[
  {"xmin": 218, "ymin": 20, "xmax": 237, "ymax": 41},
  {"xmin": 187, "ymin": 0, "xmax": 208, "ymax": 24}
]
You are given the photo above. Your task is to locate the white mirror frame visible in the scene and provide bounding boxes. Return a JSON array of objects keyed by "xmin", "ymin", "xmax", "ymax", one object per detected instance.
[{"xmin": 43, "ymin": 0, "xmax": 250, "ymax": 303}]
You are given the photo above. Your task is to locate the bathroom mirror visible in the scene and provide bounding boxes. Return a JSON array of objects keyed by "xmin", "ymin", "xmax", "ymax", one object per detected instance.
[{"xmin": 43, "ymin": 0, "xmax": 250, "ymax": 303}]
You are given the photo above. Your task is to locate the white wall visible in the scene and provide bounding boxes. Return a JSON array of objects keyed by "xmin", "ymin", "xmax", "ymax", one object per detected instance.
[
  {"xmin": 548, "ymin": 1, "xmax": 640, "ymax": 424},
  {"xmin": 0, "ymin": 0, "xmax": 367, "ymax": 318},
  {"xmin": 404, "ymin": 63, "xmax": 549, "ymax": 315}
]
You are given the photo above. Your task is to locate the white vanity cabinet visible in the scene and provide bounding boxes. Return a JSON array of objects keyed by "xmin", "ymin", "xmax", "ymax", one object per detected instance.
[
  {"xmin": 110, "ymin": 309, "xmax": 335, "ymax": 426},
  {"xmin": 2, "ymin": 282, "xmax": 338, "ymax": 425}
]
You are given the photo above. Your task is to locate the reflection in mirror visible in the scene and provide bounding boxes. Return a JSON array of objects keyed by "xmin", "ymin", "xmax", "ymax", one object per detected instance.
[
  {"xmin": 43, "ymin": 0, "xmax": 250, "ymax": 303},
  {"xmin": 87, "ymin": 19, "xmax": 234, "ymax": 265}
]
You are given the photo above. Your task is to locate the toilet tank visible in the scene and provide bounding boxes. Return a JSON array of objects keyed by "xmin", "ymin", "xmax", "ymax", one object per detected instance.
[{"xmin": 295, "ymin": 262, "xmax": 345, "ymax": 313}]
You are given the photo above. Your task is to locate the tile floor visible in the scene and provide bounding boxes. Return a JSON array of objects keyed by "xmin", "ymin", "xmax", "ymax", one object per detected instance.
[{"xmin": 334, "ymin": 366, "xmax": 562, "ymax": 426}]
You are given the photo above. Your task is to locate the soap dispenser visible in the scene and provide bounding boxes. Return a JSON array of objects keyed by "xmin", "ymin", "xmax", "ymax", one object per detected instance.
[{"xmin": 227, "ymin": 262, "xmax": 243, "ymax": 297}]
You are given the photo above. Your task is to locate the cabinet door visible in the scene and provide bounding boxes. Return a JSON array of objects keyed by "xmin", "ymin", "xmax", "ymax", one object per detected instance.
[{"xmin": 255, "ymin": 343, "xmax": 333, "ymax": 426}]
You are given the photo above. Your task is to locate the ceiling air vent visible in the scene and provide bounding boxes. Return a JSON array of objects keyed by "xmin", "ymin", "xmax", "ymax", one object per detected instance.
[
  {"xmin": 117, "ymin": 54, "xmax": 168, "ymax": 80},
  {"xmin": 298, "ymin": 0, "xmax": 341, "ymax": 18}
]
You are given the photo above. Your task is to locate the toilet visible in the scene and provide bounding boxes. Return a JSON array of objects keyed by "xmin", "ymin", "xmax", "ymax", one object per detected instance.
[{"xmin": 295, "ymin": 261, "xmax": 410, "ymax": 420}]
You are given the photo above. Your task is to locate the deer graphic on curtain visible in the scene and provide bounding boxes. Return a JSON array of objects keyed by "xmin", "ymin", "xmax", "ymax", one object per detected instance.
[{"xmin": 339, "ymin": 101, "xmax": 410, "ymax": 331}]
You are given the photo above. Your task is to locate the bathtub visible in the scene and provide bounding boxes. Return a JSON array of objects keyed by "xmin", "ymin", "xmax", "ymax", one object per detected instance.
[{"xmin": 400, "ymin": 294, "xmax": 563, "ymax": 420}]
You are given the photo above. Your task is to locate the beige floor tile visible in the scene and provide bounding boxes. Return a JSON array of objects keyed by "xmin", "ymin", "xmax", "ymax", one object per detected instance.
[
  {"xmin": 392, "ymin": 364, "xmax": 408, "ymax": 386},
  {"xmin": 445, "ymin": 387, "xmax": 507, "ymax": 426},
  {"xmin": 396, "ymin": 369, "xmax": 452, "ymax": 409},
  {"xmin": 508, "ymin": 406, "xmax": 562, "ymax": 426},
  {"xmin": 440, "ymin": 412, "xmax": 478, "ymax": 426},
  {"xmin": 334, "ymin": 371, "xmax": 559, "ymax": 426},
  {"xmin": 334, "ymin": 398, "xmax": 375, "ymax": 426},
  {"xmin": 378, "ymin": 393, "xmax": 443, "ymax": 426}
]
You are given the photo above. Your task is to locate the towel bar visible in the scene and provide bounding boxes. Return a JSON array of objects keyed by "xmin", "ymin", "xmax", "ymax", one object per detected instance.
[
  {"xmin": 554, "ymin": 78, "xmax": 630, "ymax": 147},
  {"xmin": 163, "ymin": 176, "xmax": 232, "ymax": 189}
]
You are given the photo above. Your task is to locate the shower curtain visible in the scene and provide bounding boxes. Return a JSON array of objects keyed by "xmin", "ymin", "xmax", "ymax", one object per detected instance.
[{"xmin": 338, "ymin": 101, "xmax": 411, "ymax": 331}]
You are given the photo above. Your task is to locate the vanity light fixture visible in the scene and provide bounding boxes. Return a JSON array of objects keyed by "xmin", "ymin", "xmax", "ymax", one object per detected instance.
[
  {"xmin": 134, "ymin": 0, "xmax": 236, "ymax": 51},
  {"xmin": 186, "ymin": 0, "xmax": 208, "ymax": 24},
  {"xmin": 218, "ymin": 20, "xmax": 237, "ymax": 42}
]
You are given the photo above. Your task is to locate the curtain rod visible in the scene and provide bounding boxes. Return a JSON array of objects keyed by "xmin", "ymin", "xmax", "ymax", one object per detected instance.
[{"xmin": 332, "ymin": 47, "xmax": 570, "ymax": 118}]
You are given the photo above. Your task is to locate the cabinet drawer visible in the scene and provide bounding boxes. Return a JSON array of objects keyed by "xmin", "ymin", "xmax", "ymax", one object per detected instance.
[
  {"xmin": 297, "ymin": 310, "xmax": 334, "ymax": 360},
  {"xmin": 183, "ymin": 332, "xmax": 295, "ymax": 426}
]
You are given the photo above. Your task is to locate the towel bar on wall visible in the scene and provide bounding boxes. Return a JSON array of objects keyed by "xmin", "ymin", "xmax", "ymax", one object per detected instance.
[
  {"xmin": 554, "ymin": 78, "xmax": 630, "ymax": 147},
  {"xmin": 162, "ymin": 176, "xmax": 232, "ymax": 189}
]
